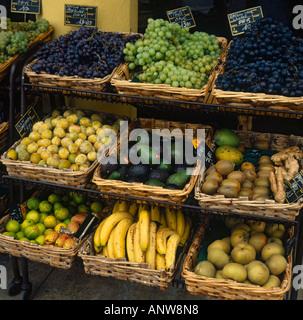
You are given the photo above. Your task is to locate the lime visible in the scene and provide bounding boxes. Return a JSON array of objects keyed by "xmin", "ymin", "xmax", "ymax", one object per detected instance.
[
  {"xmin": 39, "ymin": 200, "xmax": 52, "ymax": 213},
  {"xmin": 44, "ymin": 228, "xmax": 54, "ymax": 236},
  {"xmin": 27, "ymin": 197, "xmax": 40, "ymax": 211},
  {"xmin": 5, "ymin": 220, "xmax": 20, "ymax": 233},
  {"xmin": 53, "ymin": 202, "xmax": 64, "ymax": 211},
  {"xmin": 77, "ymin": 204, "xmax": 90, "ymax": 214},
  {"xmin": 19, "ymin": 237, "xmax": 30, "ymax": 242},
  {"xmin": 2, "ymin": 232, "xmax": 16, "ymax": 238},
  {"xmin": 36, "ymin": 223, "xmax": 46, "ymax": 235},
  {"xmin": 43, "ymin": 215, "xmax": 57, "ymax": 229},
  {"xmin": 35, "ymin": 235, "xmax": 45, "ymax": 246},
  {"xmin": 61, "ymin": 195, "xmax": 70, "ymax": 202},
  {"xmin": 39, "ymin": 213, "xmax": 48, "ymax": 223},
  {"xmin": 70, "ymin": 192, "xmax": 85, "ymax": 205},
  {"xmin": 48, "ymin": 193, "xmax": 61, "ymax": 204},
  {"xmin": 30, "ymin": 240, "xmax": 39, "ymax": 244},
  {"xmin": 16, "ymin": 231, "xmax": 25, "ymax": 240},
  {"xmin": 90, "ymin": 201, "xmax": 103, "ymax": 213},
  {"xmin": 24, "ymin": 225, "xmax": 40, "ymax": 240},
  {"xmin": 21, "ymin": 219, "xmax": 34, "ymax": 231},
  {"xmin": 54, "ymin": 222, "xmax": 67, "ymax": 232},
  {"xmin": 54, "ymin": 208, "xmax": 69, "ymax": 221},
  {"xmin": 26, "ymin": 210, "xmax": 40, "ymax": 224}
]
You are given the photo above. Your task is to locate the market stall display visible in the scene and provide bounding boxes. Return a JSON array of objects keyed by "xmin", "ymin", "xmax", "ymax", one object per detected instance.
[
  {"xmin": 79, "ymin": 199, "xmax": 193, "ymax": 290},
  {"xmin": 111, "ymin": 18, "xmax": 228, "ymax": 103},
  {"xmin": 93, "ymin": 118, "xmax": 213, "ymax": 203},
  {"xmin": 182, "ymin": 217, "xmax": 293, "ymax": 300},
  {"xmin": 195, "ymin": 129, "xmax": 303, "ymax": 220},
  {"xmin": 0, "ymin": 191, "xmax": 104, "ymax": 269},
  {"xmin": 1, "ymin": 106, "xmax": 127, "ymax": 187},
  {"xmin": 213, "ymin": 17, "xmax": 303, "ymax": 111}
]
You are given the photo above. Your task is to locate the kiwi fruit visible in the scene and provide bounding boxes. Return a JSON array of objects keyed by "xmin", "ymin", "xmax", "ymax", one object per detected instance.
[
  {"xmin": 221, "ymin": 178, "xmax": 241, "ymax": 192},
  {"xmin": 205, "ymin": 172, "xmax": 223, "ymax": 184},
  {"xmin": 227, "ymin": 171, "xmax": 246, "ymax": 184},
  {"xmin": 257, "ymin": 170, "xmax": 272, "ymax": 179},
  {"xmin": 252, "ymin": 186, "xmax": 270, "ymax": 196},
  {"xmin": 218, "ymin": 185, "xmax": 238, "ymax": 198},
  {"xmin": 238, "ymin": 188, "xmax": 253, "ymax": 199},
  {"xmin": 258, "ymin": 156, "xmax": 273, "ymax": 165},
  {"xmin": 241, "ymin": 162, "xmax": 255, "ymax": 172},
  {"xmin": 252, "ymin": 194, "xmax": 271, "ymax": 201},
  {"xmin": 243, "ymin": 170, "xmax": 257, "ymax": 182},
  {"xmin": 258, "ymin": 164, "xmax": 275, "ymax": 172},
  {"xmin": 254, "ymin": 177, "xmax": 270, "ymax": 188},
  {"xmin": 201, "ymin": 180, "xmax": 219, "ymax": 195},
  {"xmin": 242, "ymin": 179, "xmax": 254, "ymax": 189},
  {"xmin": 253, "ymin": 139, "xmax": 269, "ymax": 150},
  {"xmin": 215, "ymin": 160, "xmax": 235, "ymax": 176},
  {"xmin": 205, "ymin": 165, "xmax": 217, "ymax": 176}
]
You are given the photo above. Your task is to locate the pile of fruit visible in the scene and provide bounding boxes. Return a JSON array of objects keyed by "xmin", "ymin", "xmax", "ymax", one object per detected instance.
[
  {"xmin": 123, "ymin": 18, "xmax": 221, "ymax": 89},
  {"xmin": 2, "ymin": 192, "xmax": 104, "ymax": 248},
  {"xmin": 201, "ymin": 128, "xmax": 276, "ymax": 201},
  {"xmin": 194, "ymin": 218, "xmax": 288, "ymax": 288},
  {"xmin": 100, "ymin": 132, "xmax": 195, "ymax": 190},
  {"xmin": 215, "ymin": 17, "xmax": 303, "ymax": 97},
  {"xmin": 31, "ymin": 27, "xmax": 141, "ymax": 79},
  {"xmin": 93, "ymin": 200, "xmax": 192, "ymax": 271},
  {"xmin": 0, "ymin": 19, "xmax": 50, "ymax": 64},
  {"xmin": 6, "ymin": 108, "xmax": 122, "ymax": 171}
]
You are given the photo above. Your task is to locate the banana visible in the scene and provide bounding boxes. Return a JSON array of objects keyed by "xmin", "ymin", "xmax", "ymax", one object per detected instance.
[
  {"xmin": 145, "ymin": 221, "xmax": 157, "ymax": 269},
  {"xmin": 134, "ymin": 222, "xmax": 145, "ymax": 263},
  {"xmin": 156, "ymin": 253, "xmax": 166, "ymax": 270},
  {"xmin": 165, "ymin": 208, "xmax": 177, "ymax": 231},
  {"xmin": 113, "ymin": 218, "xmax": 133, "ymax": 259},
  {"xmin": 138, "ymin": 203, "xmax": 149, "ymax": 214},
  {"xmin": 160, "ymin": 210, "xmax": 167, "ymax": 227},
  {"xmin": 93, "ymin": 218, "xmax": 106, "ymax": 250},
  {"xmin": 107, "ymin": 226, "xmax": 117, "ymax": 258},
  {"xmin": 94, "ymin": 243, "xmax": 101, "ymax": 254},
  {"xmin": 139, "ymin": 209, "xmax": 150, "ymax": 252},
  {"xmin": 179, "ymin": 216, "xmax": 192, "ymax": 247},
  {"xmin": 103, "ymin": 244, "xmax": 108, "ymax": 257},
  {"xmin": 126, "ymin": 223, "xmax": 136, "ymax": 262},
  {"xmin": 128, "ymin": 202, "xmax": 139, "ymax": 216},
  {"xmin": 118, "ymin": 200, "xmax": 129, "ymax": 212},
  {"xmin": 156, "ymin": 227, "xmax": 177, "ymax": 255},
  {"xmin": 151, "ymin": 206, "xmax": 161, "ymax": 224},
  {"xmin": 112, "ymin": 200, "xmax": 120, "ymax": 213},
  {"xmin": 165, "ymin": 233, "xmax": 181, "ymax": 271},
  {"xmin": 100, "ymin": 212, "xmax": 133, "ymax": 246},
  {"xmin": 176, "ymin": 209, "xmax": 185, "ymax": 238}
]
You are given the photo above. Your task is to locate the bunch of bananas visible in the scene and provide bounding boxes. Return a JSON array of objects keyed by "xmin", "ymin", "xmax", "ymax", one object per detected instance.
[{"xmin": 93, "ymin": 200, "xmax": 192, "ymax": 271}]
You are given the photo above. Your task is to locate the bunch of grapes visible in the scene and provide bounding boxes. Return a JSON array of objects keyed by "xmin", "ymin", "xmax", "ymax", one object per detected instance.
[
  {"xmin": 215, "ymin": 17, "xmax": 303, "ymax": 97},
  {"xmin": 32, "ymin": 27, "xmax": 141, "ymax": 79},
  {"xmin": 123, "ymin": 18, "xmax": 221, "ymax": 89},
  {"xmin": 0, "ymin": 18, "xmax": 50, "ymax": 65}
]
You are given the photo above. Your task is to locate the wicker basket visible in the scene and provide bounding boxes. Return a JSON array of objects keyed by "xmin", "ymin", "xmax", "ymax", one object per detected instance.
[
  {"xmin": 110, "ymin": 37, "xmax": 228, "ymax": 105},
  {"xmin": 24, "ymin": 31, "xmax": 143, "ymax": 93},
  {"xmin": 0, "ymin": 108, "xmax": 126, "ymax": 188},
  {"xmin": 182, "ymin": 218, "xmax": 293, "ymax": 300},
  {"xmin": 92, "ymin": 118, "xmax": 213, "ymax": 204},
  {"xmin": 0, "ymin": 122, "xmax": 9, "ymax": 154},
  {"xmin": 211, "ymin": 41, "xmax": 303, "ymax": 112},
  {"xmin": 78, "ymin": 225, "xmax": 193, "ymax": 291},
  {"xmin": 0, "ymin": 213, "xmax": 88, "ymax": 269},
  {"xmin": 195, "ymin": 130, "xmax": 303, "ymax": 220},
  {"xmin": 0, "ymin": 25, "xmax": 54, "ymax": 83}
]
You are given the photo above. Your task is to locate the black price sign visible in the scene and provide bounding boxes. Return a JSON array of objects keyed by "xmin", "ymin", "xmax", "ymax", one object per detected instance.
[
  {"xmin": 167, "ymin": 6, "xmax": 196, "ymax": 29},
  {"xmin": 197, "ymin": 142, "xmax": 215, "ymax": 169},
  {"xmin": 15, "ymin": 106, "xmax": 40, "ymax": 138},
  {"xmin": 10, "ymin": 204, "xmax": 26, "ymax": 223},
  {"xmin": 65, "ymin": 4, "xmax": 97, "ymax": 27},
  {"xmin": 11, "ymin": 0, "xmax": 41, "ymax": 14},
  {"xmin": 228, "ymin": 6, "xmax": 263, "ymax": 37},
  {"xmin": 285, "ymin": 171, "xmax": 303, "ymax": 204}
]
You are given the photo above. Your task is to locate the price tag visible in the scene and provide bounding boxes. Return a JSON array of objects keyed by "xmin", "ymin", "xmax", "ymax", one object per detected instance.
[
  {"xmin": 197, "ymin": 142, "xmax": 215, "ymax": 169},
  {"xmin": 10, "ymin": 204, "xmax": 26, "ymax": 223},
  {"xmin": 65, "ymin": 4, "xmax": 97, "ymax": 27},
  {"xmin": 11, "ymin": 0, "xmax": 41, "ymax": 14},
  {"xmin": 285, "ymin": 171, "xmax": 303, "ymax": 204},
  {"xmin": 15, "ymin": 106, "xmax": 39, "ymax": 138},
  {"xmin": 228, "ymin": 6, "xmax": 263, "ymax": 37},
  {"xmin": 167, "ymin": 6, "xmax": 196, "ymax": 29}
]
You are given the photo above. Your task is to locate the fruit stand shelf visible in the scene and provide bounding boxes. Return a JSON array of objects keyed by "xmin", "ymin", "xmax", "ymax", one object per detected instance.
[{"xmin": 2, "ymin": 174, "xmax": 298, "ymax": 227}]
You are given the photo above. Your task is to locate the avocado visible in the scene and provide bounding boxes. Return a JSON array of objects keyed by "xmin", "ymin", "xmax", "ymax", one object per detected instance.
[
  {"xmin": 174, "ymin": 164, "xmax": 188, "ymax": 173},
  {"xmin": 144, "ymin": 179, "xmax": 165, "ymax": 187},
  {"xmin": 148, "ymin": 169, "xmax": 170, "ymax": 184},
  {"xmin": 127, "ymin": 164, "xmax": 150, "ymax": 182},
  {"xmin": 108, "ymin": 171, "xmax": 121, "ymax": 180},
  {"xmin": 166, "ymin": 169, "xmax": 192, "ymax": 189},
  {"xmin": 118, "ymin": 166, "xmax": 128, "ymax": 181},
  {"xmin": 137, "ymin": 144, "xmax": 161, "ymax": 165},
  {"xmin": 156, "ymin": 160, "xmax": 173, "ymax": 173},
  {"xmin": 165, "ymin": 184, "xmax": 181, "ymax": 190},
  {"xmin": 100, "ymin": 155, "xmax": 119, "ymax": 177}
]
